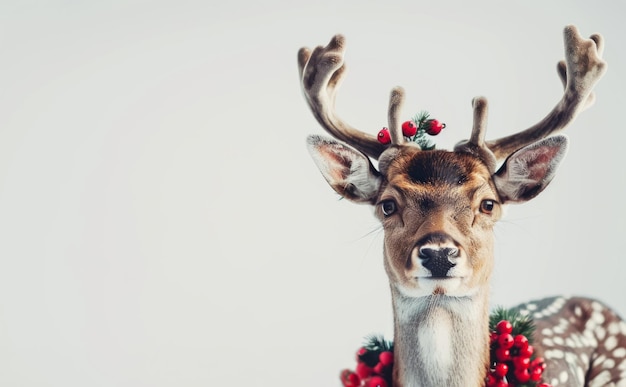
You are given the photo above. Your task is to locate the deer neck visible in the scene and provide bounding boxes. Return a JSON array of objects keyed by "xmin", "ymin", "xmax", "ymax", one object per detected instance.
[{"xmin": 390, "ymin": 286, "xmax": 490, "ymax": 387}]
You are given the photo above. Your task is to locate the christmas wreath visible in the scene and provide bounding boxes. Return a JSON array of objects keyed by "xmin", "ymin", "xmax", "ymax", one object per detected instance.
[{"xmin": 340, "ymin": 308, "xmax": 551, "ymax": 387}]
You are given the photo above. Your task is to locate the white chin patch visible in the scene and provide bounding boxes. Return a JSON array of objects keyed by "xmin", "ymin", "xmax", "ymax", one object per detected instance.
[
  {"xmin": 421, "ymin": 277, "xmax": 462, "ymax": 294},
  {"xmin": 398, "ymin": 277, "xmax": 476, "ymax": 298}
]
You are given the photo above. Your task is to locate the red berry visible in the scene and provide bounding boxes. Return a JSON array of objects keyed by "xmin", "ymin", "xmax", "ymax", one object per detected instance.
[
  {"xmin": 490, "ymin": 331, "xmax": 499, "ymax": 344},
  {"xmin": 340, "ymin": 369, "xmax": 360, "ymax": 387},
  {"xmin": 425, "ymin": 119, "xmax": 444, "ymax": 135},
  {"xmin": 496, "ymin": 320, "xmax": 513, "ymax": 335},
  {"xmin": 357, "ymin": 347, "xmax": 368, "ymax": 357},
  {"xmin": 513, "ymin": 356, "xmax": 531, "ymax": 370},
  {"xmin": 518, "ymin": 344, "xmax": 534, "ymax": 358},
  {"xmin": 356, "ymin": 362, "xmax": 373, "ymax": 379},
  {"xmin": 495, "ymin": 348, "xmax": 511, "ymax": 362},
  {"xmin": 494, "ymin": 362, "xmax": 508, "ymax": 377},
  {"xmin": 401, "ymin": 120, "xmax": 418, "ymax": 137},
  {"xmin": 513, "ymin": 334, "xmax": 529, "ymax": 349},
  {"xmin": 530, "ymin": 356, "xmax": 546, "ymax": 370},
  {"xmin": 373, "ymin": 362, "xmax": 385, "ymax": 374},
  {"xmin": 485, "ymin": 374, "xmax": 497, "ymax": 387},
  {"xmin": 537, "ymin": 384, "xmax": 553, "ymax": 387},
  {"xmin": 530, "ymin": 365, "xmax": 543, "ymax": 381},
  {"xmin": 364, "ymin": 376, "xmax": 387, "ymax": 387},
  {"xmin": 498, "ymin": 333, "xmax": 514, "ymax": 349},
  {"xmin": 494, "ymin": 380, "xmax": 509, "ymax": 387},
  {"xmin": 514, "ymin": 367, "xmax": 531, "ymax": 383},
  {"xmin": 340, "ymin": 369, "xmax": 351, "ymax": 382},
  {"xmin": 378, "ymin": 128, "xmax": 391, "ymax": 144},
  {"xmin": 378, "ymin": 351, "xmax": 394, "ymax": 366}
]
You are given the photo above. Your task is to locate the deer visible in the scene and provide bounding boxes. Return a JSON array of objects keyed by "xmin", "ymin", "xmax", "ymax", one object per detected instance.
[{"xmin": 298, "ymin": 26, "xmax": 626, "ymax": 387}]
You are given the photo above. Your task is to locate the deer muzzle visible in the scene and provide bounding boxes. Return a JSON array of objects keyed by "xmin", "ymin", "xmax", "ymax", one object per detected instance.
[
  {"xmin": 411, "ymin": 232, "xmax": 462, "ymax": 278},
  {"xmin": 418, "ymin": 246, "xmax": 459, "ymax": 277}
]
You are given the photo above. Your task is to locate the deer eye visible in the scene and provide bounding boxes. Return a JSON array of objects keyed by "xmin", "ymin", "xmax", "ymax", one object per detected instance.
[
  {"xmin": 480, "ymin": 199, "xmax": 495, "ymax": 214},
  {"xmin": 381, "ymin": 200, "xmax": 397, "ymax": 217}
]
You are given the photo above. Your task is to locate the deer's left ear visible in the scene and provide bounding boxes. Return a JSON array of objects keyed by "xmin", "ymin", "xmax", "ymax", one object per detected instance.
[
  {"xmin": 493, "ymin": 135, "xmax": 568, "ymax": 203},
  {"xmin": 306, "ymin": 135, "xmax": 381, "ymax": 203}
]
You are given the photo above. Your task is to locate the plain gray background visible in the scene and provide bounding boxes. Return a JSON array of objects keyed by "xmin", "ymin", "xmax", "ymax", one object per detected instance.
[{"xmin": 0, "ymin": 1, "xmax": 623, "ymax": 386}]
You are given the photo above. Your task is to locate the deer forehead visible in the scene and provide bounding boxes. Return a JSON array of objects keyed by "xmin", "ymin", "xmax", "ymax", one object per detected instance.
[{"xmin": 382, "ymin": 149, "xmax": 497, "ymax": 203}]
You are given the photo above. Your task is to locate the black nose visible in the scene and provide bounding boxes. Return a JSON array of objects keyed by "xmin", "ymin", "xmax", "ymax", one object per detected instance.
[{"xmin": 418, "ymin": 247, "xmax": 458, "ymax": 277}]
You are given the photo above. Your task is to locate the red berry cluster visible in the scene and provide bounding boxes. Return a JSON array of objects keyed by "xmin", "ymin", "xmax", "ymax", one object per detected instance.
[
  {"xmin": 377, "ymin": 119, "xmax": 444, "ymax": 145},
  {"xmin": 340, "ymin": 347, "xmax": 393, "ymax": 387},
  {"xmin": 487, "ymin": 320, "xmax": 550, "ymax": 387}
]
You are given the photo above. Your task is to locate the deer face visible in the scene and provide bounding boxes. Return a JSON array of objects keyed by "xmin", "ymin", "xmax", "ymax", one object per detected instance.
[
  {"xmin": 307, "ymin": 135, "xmax": 568, "ymax": 299},
  {"xmin": 377, "ymin": 148, "xmax": 499, "ymax": 298}
]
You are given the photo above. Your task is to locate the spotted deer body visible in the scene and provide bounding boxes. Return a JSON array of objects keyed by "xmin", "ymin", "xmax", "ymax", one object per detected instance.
[
  {"xmin": 298, "ymin": 26, "xmax": 625, "ymax": 386},
  {"xmin": 514, "ymin": 297, "xmax": 626, "ymax": 386}
]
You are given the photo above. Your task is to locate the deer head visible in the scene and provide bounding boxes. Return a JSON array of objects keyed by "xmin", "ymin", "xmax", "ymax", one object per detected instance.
[{"xmin": 299, "ymin": 26, "xmax": 606, "ymax": 386}]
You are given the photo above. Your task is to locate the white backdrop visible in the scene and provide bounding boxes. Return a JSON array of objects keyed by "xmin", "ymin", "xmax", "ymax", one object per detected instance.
[{"xmin": 0, "ymin": 1, "xmax": 624, "ymax": 386}]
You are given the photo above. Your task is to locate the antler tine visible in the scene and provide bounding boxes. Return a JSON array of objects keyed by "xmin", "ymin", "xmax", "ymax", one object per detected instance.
[
  {"xmin": 486, "ymin": 25, "xmax": 607, "ymax": 161},
  {"xmin": 454, "ymin": 96, "xmax": 497, "ymax": 171},
  {"xmin": 470, "ymin": 96, "xmax": 489, "ymax": 146},
  {"xmin": 388, "ymin": 87, "xmax": 408, "ymax": 146},
  {"xmin": 298, "ymin": 35, "xmax": 386, "ymax": 159}
]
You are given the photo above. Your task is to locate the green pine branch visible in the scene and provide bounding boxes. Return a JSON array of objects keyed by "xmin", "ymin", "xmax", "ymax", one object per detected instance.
[
  {"xmin": 363, "ymin": 334, "xmax": 394, "ymax": 352},
  {"xmin": 410, "ymin": 111, "xmax": 436, "ymax": 150}
]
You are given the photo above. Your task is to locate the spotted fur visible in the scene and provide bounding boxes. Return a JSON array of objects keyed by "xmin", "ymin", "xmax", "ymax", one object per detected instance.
[{"xmin": 513, "ymin": 296, "xmax": 626, "ymax": 386}]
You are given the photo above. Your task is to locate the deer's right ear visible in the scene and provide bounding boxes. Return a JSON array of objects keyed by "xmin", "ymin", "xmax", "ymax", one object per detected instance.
[{"xmin": 306, "ymin": 135, "xmax": 381, "ymax": 203}]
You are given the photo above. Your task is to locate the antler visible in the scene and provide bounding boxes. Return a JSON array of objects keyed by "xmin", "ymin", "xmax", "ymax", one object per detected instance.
[
  {"xmin": 454, "ymin": 96, "xmax": 498, "ymax": 171},
  {"xmin": 484, "ymin": 25, "xmax": 607, "ymax": 161},
  {"xmin": 298, "ymin": 35, "xmax": 407, "ymax": 159}
]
